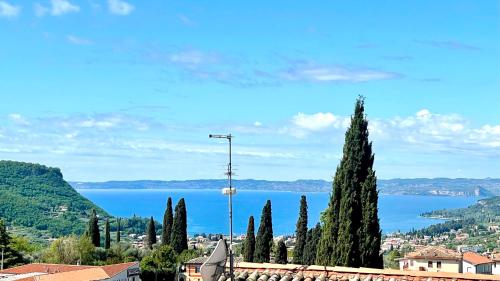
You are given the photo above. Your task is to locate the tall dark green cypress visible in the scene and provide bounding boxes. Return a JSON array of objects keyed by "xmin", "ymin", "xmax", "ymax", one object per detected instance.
[
  {"xmin": 87, "ymin": 209, "xmax": 100, "ymax": 247},
  {"xmin": 359, "ymin": 170, "xmax": 382, "ymax": 268},
  {"xmin": 116, "ymin": 218, "xmax": 121, "ymax": 243},
  {"xmin": 275, "ymin": 240, "xmax": 287, "ymax": 264},
  {"xmin": 146, "ymin": 216, "xmax": 157, "ymax": 249},
  {"xmin": 303, "ymin": 223, "xmax": 322, "ymax": 265},
  {"xmin": 162, "ymin": 197, "xmax": 173, "ymax": 245},
  {"xmin": 316, "ymin": 167, "xmax": 342, "ymax": 265},
  {"xmin": 316, "ymin": 97, "xmax": 380, "ymax": 268},
  {"xmin": 171, "ymin": 198, "xmax": 188, "ymax": 253},
  {"xmin": 0, "ymin": 219, "xmax": 23, "ymax": 268},
  {"xmin": 104, "ymin": 218, "xmax": 111, "ymax": 249},
  {"xmin": 254, "ymin": 200, "xmax": 273, "ymax": 263},
  {"xmin": 292, "ymin": 195, "xmax": 308, "ymax": 264},
  {"xmin": 243, "ymin": 216, "xmax": 255, "ymax": 262}
]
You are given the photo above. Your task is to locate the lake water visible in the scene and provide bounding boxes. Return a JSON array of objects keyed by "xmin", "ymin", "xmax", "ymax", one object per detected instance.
[{"xmin": 77, "ymin": 189, "xmax": 480, "ymax": 235}]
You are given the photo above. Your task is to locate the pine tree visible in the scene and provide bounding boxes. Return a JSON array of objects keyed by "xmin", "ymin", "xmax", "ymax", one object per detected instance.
[
  {"xmin": 146, "ymin": 216, "xmax": 157, "ymax": 249},
  {"xmin": 292, "ymin": 195, "xmax": 308, "ymax": 264},
  {"xmin": 104, "ymin": 218, "xmax": 111, "ymax": 249},
  {"xmin": 162, "ymin": 197, "xmax": 173, "ymax": 245},
  {"xmin": 87, "ymin": 209, "xmax": 100, "ymax": 247},
  {"xmin": 243, "ymin": 216, "xmax": 255, "ymax": 262},
  {"xmin": 171, "ymin": 198, "xmax": 188, "ymax": 253},
  {"xmin": 304, "ymin": 223, "xmax": 322, "ymax": 265},
  {"xmin": 359, "ymin": 170, "xmax": 382, "ymax": 268},
  {"xmin": 316, "ymin": 97, "xmax": 380, "ymax": 268},
  {"xmin": 254, "ymin": 200, "xmax": 273, "ymax": 263},
  {"xmin": 0, "ymin": 219, "xmax": 23, "ymax": 269},
  {"xmin": 116, "ymin": 218, "xmax": 121, "ymax": 243},
  {"xmin": 275, "ymin": 240, "xmax": 287, "ymax": 264}
]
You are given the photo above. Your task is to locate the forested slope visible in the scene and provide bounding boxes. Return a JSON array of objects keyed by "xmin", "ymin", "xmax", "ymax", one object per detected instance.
[{"xmin": 0, "ymin": 160, "xmax": 108, "ymax": 238}]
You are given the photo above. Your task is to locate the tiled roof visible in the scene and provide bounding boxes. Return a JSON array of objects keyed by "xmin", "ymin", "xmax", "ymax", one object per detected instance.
[
  {"xmin": 100, "ymin": 261, "xmax": 138, "ymax": 277},
  {"xmin": 208, "ymin": 262, "xmax": 500, "ymax": 281},
  {"xmin": 404, "ymin": 246, "xmax": 462, "ymax": 260},
  {"xmin": 0, "ymin": 264, "xmax": 94, "ymax": 275},
  {"xmin": 186, "ymin": 256, "xmax": 209, "ymax": 264},
  {"xmin": 185, "ymin": 261, "xmax": 500, "ymax": 281},
  {"xmin": 36, "ymin": 268, "xmax": 109, "ymax": 281},
  {"xmin": 0, "ymin": 262, "xmax": 138, "ymax": 281},
  {"xmin": 463, "ymin": 252, "xmax": 492, "ymax": 265}
]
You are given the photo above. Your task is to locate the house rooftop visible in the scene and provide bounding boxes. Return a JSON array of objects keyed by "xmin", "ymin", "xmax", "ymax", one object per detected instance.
[
  {"xmin": 183, "ymin": 259, "xmax": 500, "ymax": 281},
  {"xmin": 0, "ymin": 262, "xmax": 138, "ymax": 281},
  {"xmin": 463, "ymin": 252, "xmax": 492, "ymax": 265},
  {"xmin": 403, "ymin": 246, "xmax": 462, "ymax": 261}
]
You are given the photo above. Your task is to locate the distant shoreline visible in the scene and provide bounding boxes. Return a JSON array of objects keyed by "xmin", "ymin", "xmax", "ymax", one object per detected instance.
[{"xmin": 72, "ymin": 178, "xmax": 500, "ymax": 197}]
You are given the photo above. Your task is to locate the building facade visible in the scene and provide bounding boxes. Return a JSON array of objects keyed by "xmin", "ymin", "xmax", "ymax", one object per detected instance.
[
  {"xmin": 398, "ymin": 246, "xmax": 463, "ymax": 273},
  {"xmin": 463, "ymin": 252, "xmax": 493, "ymax": 274}
]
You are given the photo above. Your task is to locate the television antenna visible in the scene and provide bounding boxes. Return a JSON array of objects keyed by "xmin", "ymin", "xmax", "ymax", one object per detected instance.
[{"xmin": 208, "ymin": 134, "xmax": 235, "ymax": 281}]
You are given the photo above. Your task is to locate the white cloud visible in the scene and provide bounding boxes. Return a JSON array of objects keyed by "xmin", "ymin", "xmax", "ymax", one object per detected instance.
[
  {"xmin": 254, "ymin": 121, "xmax": 262, "ymax": 127},
  {"xmin": 281, "ymin": 64, "xmax": 400, "ymax": 83},
  {"xmin": 50, "ymin": 0, "xmax": 79, "ymax": 16},
  {"xmin": 67, "ymin": 35, "xmax": 93, "ymax": 45},
  {"xmin": 292, "ymin": 112, "xmax": 346, "ymax": 131},
  {"xmin": 8, "ymin": 113, "xmax": 29, "ymax": 125},
  {"xmin": 169, "ymin": 50, "xmax": 220, "ymax": 66},
  {"xmin": 33, "ymin": 3, "xmax": 49, "ymax": 17},
  {"xmin": 108, "ymin": 0, "xmax": 134, "ymax": 15},
  {"xmin": 0, "ymin": 1, "xmax": 20, "ymax": 18}
]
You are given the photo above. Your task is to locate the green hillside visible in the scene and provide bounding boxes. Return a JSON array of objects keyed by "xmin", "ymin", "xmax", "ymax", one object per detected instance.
[
  {"xmin": 422, "ymin": 196, "xmax": 500, "ymax": 221},
  {"xmin": 0, "ymin": 160, "xmax": 108, "ymax": 239}
]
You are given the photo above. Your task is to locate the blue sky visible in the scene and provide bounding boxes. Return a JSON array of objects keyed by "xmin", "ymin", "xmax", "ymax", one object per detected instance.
[{"xmin": 0, "ymin": 0, "xmax": 499, "ymax": 181}]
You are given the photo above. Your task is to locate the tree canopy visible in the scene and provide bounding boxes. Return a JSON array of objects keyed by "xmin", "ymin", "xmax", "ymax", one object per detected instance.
[{"xmin": 316, "ymin": 97, "xmax": 382, "ymax": 268}]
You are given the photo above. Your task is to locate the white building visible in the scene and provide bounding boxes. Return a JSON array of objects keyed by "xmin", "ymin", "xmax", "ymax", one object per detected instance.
[
  {"xmin": 463, "ymin": 252, "xmax": 493, "ymax": 274},
  {"xmin": 492, "ymin": 253, "xmax": 500, "ymax": 275},
  {"xmin": 399, "ymin": 246, "xmax": 462, "ymax": 273}
]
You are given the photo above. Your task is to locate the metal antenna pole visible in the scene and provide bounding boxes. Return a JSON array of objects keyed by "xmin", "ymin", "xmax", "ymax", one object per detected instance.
[
  {"xmin": 209, "ymin": 134, "xmax": 235, "ymax": 281},
  {"xmin": 228, "ymin": 135, "xmax": 233, "ymax": 281}
]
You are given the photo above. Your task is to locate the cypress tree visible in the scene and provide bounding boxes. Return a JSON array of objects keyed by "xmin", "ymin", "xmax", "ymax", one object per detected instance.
[
  {"xmin": 104, "ymin": 218, "xmax": 111, "ymax": 249},
  {"xmin": 359, "ymin": 170, "xmax": 382, "ymax": 268},
  {"xmin": 275, "ymin": 240, "xmax": 287, "ymax": 264},
  {"xmin": 146, "ymin": 216, "xmax": 157, "ymax": 249},
  {"xmin": 304, "ymin": 223, "xmax": 322, "ymax": 265},
  {"xmin": 254, "ymin": 200, "xmax": 273, "ymax": 263},
  {"xmin": 0, "ymin": 219, "xmax": 23, "ymax": 268},
  {"xmin": 162, "ymin": 197, "xmax": 173, "ymax": 245},
  {"xmin": 316, "ymin": 167, "xmax": 342, "ymax": 265},
  {"xmin": 116, "ymin": 218, "xmax": 121, "ymax": 243},
  {"xmin": 87, "ymin": 209, "xmax": 100, "ymax": 247},
  {"xmin": 243, "ymin": 216, "xmax": 255, "ymax": 262},
  {"xmin": 171, "ymin": 198, "xmax": 188, "ymax": 253},
  {"xmin": 316, "ymin": 97, "xmax": 380, "ymax": 268},
  {"xmin": 292, "ymin": 195, "xmax": 308, "ymax": 264}
]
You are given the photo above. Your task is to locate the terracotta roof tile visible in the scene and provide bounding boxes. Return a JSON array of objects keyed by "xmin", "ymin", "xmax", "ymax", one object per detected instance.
[
  {"xmin": 37, "ymin": 268, "xmax": 109, "ymax": 281},
  {"xmin": 463, "ymin": 252, "xmax": 492, "ymax": 265},
  {"xmin": 0, "ymin": 262, "xmax": 138, "ymax": 281},
  {"xmin": 0, "ymin": 263, "xmax": 94, "ymax": 275},
  {"xmin": 100, "ymin": 261, "xmax": 138, "ymax": 277},
  {"xmin": 404, "ymin": 246, "xmax": 462, "ymax": 260}
]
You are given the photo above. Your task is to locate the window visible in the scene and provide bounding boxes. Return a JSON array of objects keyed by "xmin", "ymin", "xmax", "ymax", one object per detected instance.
[
  {"xmin": 195, "ymin": 265, "xmax": 201, "ymax": 273},
  {"xmin": 428, "ymin": 261, "xmax": 433, "ymax": 268},
  {"xmin": 437, "ymin": 261, "xmax": 442, "ymax": 268},
  {"xmin": 410, "ymin": 260, "xmax": 414, "ymax": 266}
]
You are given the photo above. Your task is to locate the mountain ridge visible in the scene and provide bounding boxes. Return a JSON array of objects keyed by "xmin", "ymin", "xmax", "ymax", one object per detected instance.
[{"xmin": 71, "ymin": 178, "xmax": 500, "ymax": 196}]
